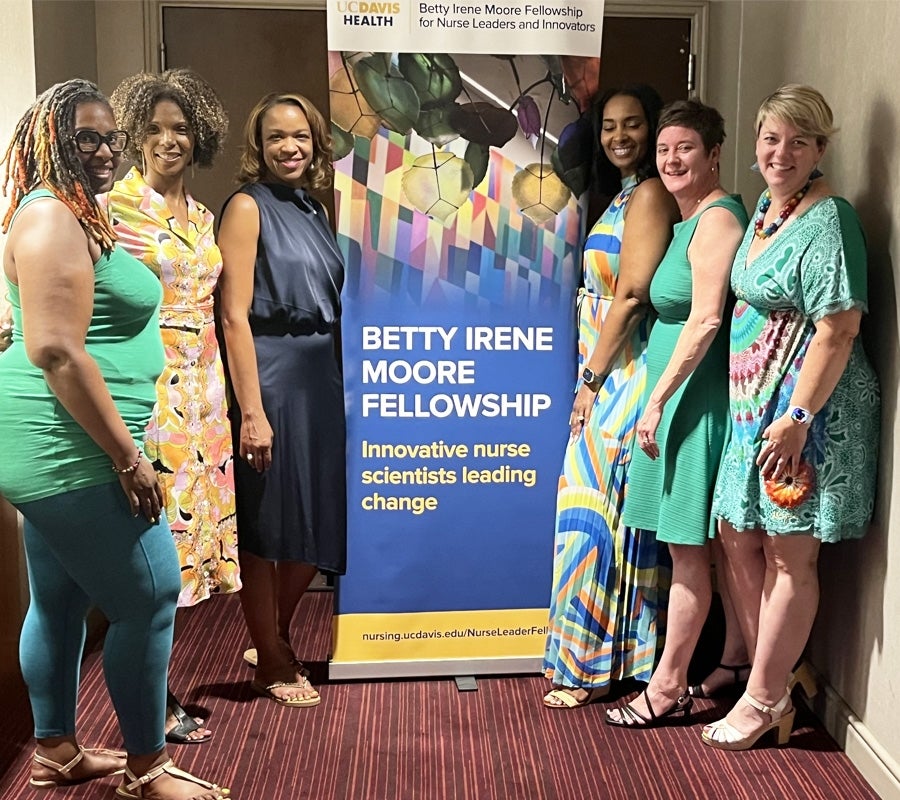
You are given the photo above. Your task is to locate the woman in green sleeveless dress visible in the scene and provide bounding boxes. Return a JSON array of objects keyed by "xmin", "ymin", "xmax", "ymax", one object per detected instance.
[{"xmin": 606, "ymin": 101, "xmax": 750, "ymax": 729}]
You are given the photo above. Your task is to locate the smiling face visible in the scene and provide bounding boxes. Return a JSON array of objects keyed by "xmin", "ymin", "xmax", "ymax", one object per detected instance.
[
  {"xmin": 73, "ymin": 101, "xmax": 122, "ymax": 194},
  {"xmin": 655, "ymin": 125, "xmax": 720, "ymax": 198},
  {"xmin": 260, "ymin": 102, "xmax": 313, "ymax": 188},
  {"xmin": 600, "ymin": 94, "xmax": 650, "ymax": 177},
  {"xmin": 755, "ymin": 115, "xmax": 825, "ymax": 196},
  {"xmin": 141, "ymin": 99, "xmax": 194, "ymax": 188}
]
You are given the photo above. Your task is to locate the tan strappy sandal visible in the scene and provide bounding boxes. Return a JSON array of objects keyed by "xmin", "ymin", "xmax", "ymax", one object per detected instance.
[
  {"xmin": 115, "ymin": 759, "xmax": 230, "ymax": 799},
  {"xmin": 30, "ymin": 746, "xmax": 125, "ymax": 788}
]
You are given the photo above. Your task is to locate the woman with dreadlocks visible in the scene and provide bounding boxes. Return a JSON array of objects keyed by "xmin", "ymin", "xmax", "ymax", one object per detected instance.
[
  {"xmin": 0, "ymin": 80, "xmax": 228, "ymax": 799},
  {"xmin": 104, "ymin": 68, "xmax": 236, "ymax": 746}
]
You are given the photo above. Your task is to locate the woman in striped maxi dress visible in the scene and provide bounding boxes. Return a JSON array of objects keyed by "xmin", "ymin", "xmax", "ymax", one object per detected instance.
[{"xmin": 543, "ymin": 86, "xmax": 678, "ymax": 708}]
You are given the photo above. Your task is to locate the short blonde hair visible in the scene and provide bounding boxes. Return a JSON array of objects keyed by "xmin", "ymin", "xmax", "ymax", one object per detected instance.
[
  {"xmin": 237, "ymin": 93, "xmax": 333, "ymax": 190},
  {"xmin": 755, "ymin": 84, "xmax": 837, "ymax": 146}
]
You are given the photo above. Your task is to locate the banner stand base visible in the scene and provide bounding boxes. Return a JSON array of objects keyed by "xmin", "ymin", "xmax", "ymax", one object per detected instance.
[
  {"xmin": 329, "ymin": 656, "xmax": 542, "ymax": 682},
  {"xmin": 454, "ymin": 676, "xmax": 478, "ymax": 692}
]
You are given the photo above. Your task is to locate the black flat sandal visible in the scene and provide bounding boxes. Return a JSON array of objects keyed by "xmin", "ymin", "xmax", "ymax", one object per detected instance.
[
  {"xmin": 605, "ymin": 690, "xmax": 693, "ymax": 728},
  {"xmin": 165, "ymin": 691, "xmax": 212, "ymax": 745},
  {"xmin": 689, "ymin": 663, "xmax": 751, "ymax": 699}
]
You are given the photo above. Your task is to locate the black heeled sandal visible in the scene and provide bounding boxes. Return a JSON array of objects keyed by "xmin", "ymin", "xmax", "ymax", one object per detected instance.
[
  {"xmin": 604, "ymin": 690, "xmax": 693, "ymax": 728},
  {"xmin": 689, "ymin": 662, "xmax": 751, "ymax": 699},
  {"xmin": 165, "ymin": 691, "xmax": 211, "ymax": 745}
]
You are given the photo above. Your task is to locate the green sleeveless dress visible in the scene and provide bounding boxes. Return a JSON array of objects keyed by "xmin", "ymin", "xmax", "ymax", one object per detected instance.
[
  {"xmin": 623, "ymin": 194, "xmax": 749, "ymax": 545},
  {"xmin": 0, "ymin": 189, "xmax": 163, "ymax": 504}
]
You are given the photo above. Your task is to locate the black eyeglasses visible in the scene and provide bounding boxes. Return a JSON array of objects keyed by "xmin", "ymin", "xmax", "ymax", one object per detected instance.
[{"xmin": 73, "ymin": 129, "xmax": 129, "ymax": 154}]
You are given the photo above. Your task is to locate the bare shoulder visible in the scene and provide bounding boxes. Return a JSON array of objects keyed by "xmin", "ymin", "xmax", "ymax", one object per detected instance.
[
  {"xmin": 689, "ymin": 204, "xmax": 746, "ymax": 267},
  {"xmin": 219, "ymin": 192, "xmax": 260, "ymax": 237},
  {"xmin": 696, "ymin": 203, "xmax": 744, "ymax": 236},
  {"xmin": 627, "ymin": 178, "xmax": 679, "ymax": 222},
  {"xmin": 10, "ymin": 196, "xmax": 87, "ymax": 257},
  {"xmin": 222, "ymin": 191, "xmax": 259, "ymax": 219}
]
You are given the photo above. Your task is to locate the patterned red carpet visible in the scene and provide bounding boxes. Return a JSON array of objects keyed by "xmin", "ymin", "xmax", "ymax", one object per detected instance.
[{"xmin": 0, "ymin": 592, "xmax": 878, "ymax": 800}]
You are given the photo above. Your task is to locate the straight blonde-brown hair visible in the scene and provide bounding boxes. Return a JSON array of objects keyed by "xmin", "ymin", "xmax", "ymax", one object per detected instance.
[
  {"xmin": 237, "ymin": 93, "xmax": 334, "ymax": 190},
  {"xmin": 755, "ymin": 84, "xmax": 837, "ymax": 146}
]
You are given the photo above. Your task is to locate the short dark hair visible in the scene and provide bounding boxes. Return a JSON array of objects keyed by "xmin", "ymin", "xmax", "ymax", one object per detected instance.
[
  {"xmin": 111, "ymin": 68, "xmax": 228, "ymax": 169},
  {"xmin": 237, "ymin": 93, "xmax": 333, "ymax": 190},
  {"xmin": 657, "ymin": 99, "xmax": 725, "ymax": 152},
  {"xmin": 591, "ymin": 84, "xmax": 665, "ymax": 197}
]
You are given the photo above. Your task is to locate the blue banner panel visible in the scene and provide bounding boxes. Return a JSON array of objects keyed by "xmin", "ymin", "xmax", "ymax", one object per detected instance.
[{"xmin": 328, "ymin": 41, "xmax": 601, "ymax": 675}]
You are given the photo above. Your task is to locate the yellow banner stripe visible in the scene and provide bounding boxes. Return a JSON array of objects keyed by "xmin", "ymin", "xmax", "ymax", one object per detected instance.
[{"xmin": 332, "ymin": 608, "xmax": 549, "ymax": 662}]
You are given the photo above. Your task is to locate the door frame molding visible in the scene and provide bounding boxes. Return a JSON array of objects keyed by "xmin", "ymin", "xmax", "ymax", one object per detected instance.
[{"xmin": 146, "ymin": 0, "xmax": 708, "ymax": 96}]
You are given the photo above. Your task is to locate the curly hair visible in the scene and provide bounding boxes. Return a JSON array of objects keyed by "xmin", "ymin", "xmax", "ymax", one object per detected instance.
[
  {"xmin": 1, "ymin": 79, "xmax": 117, "ymax": 249},
  {"xmin": 237, "ymin": 93, "xmax": 333, "ymax": 190},
  {"xmin": 110, "ymin": 68, "xmax": 227, "ymax": 168},
  {"xmin": 591, "ymin": 84, "xmax": 665, "ymax": 197}
]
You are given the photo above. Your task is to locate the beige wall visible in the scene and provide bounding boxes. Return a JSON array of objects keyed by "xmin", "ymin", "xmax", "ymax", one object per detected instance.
[
  {"xmin": 32, "ymin": 0, "xmax": 97, "ymax": 90},
  {"xmin": 707, "ymin": 1, "xmax": 900, "ymax": 795}
]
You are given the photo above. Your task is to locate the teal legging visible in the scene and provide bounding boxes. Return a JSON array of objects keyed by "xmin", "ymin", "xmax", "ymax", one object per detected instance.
[{"xmin": 17, "ymin": 480, "xmax": 180, "ymax": 754}]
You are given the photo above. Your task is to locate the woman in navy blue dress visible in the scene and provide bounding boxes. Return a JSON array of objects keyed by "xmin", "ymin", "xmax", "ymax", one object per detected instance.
[{"xmin": 218, "ymin": 93, "xmax": 346, "ymax": 707}]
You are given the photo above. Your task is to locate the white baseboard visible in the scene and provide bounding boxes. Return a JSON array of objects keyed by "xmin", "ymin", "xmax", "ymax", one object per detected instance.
[{"xmin": 812, "ymin": 681, "xmax": 900, "ymax": 800}]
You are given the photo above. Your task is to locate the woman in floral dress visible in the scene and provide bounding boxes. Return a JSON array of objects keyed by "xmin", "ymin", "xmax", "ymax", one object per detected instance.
[
  {"xmin": 706, "ymin": 85, "xmax": 879, "ymax": 751},
  {"xmin": 106, "ymin": 68, "xmax": 239, "ymax": 744}
]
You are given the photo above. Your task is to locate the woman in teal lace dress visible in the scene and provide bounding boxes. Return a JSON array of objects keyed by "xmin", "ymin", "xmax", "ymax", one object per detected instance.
[
  {"xmin": 542, "ymin": 86, "xmax": 678, "ymax": 709},
  {"xmin": 704, "ymin": 85, "xmax": 879, "ymax": 751}
]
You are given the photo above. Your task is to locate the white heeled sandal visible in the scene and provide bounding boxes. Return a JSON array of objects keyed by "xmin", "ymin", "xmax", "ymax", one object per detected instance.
[{"xmin": 701, "ymin": 691, "xmax": 795, "ymax": 751}]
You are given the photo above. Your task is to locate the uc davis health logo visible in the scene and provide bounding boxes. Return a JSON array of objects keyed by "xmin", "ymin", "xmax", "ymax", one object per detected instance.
[{"xmin": 336, "ymin": 0, "xmax": 402, "ymax": 26}]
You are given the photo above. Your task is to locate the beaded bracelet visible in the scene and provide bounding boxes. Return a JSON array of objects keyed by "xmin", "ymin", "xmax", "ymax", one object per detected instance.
[{"xmin": 112, "ymin": 449, "xmax": 143, "ymax": 474}]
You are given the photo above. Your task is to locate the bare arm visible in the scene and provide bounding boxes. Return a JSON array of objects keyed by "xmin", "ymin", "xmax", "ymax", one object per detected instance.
[
  {"xmin": 570, "ymin": 179, "xmax": 679, "ymax": 438},
  {"xmin": 638, "ymin": 205, "xmax": 745, "ymax": 459},
  {"xmin": 758, "ymin": 308, "xmax": 861, "ymax": 478},
  {"xmin": 9, "ymin": 199, "xmax": 161, "ymax": 518},
  {"xmin": 217, "ymin": 192, "xmax": 272, "ymax": 473}
]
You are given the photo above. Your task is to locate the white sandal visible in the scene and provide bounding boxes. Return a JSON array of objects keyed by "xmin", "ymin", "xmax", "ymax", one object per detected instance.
[
  {"xmin": 115, "ymin": 758, "xmax": 230, "ymax": 799},
  {"xmin": 701, "ymin": 691, "xmax": 795, "ymax": 751}
]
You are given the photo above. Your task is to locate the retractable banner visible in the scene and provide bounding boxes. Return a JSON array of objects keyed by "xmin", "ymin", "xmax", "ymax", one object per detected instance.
[{"xmin": 328, "ymin": 1, "xmax": 604, "ymax": 678}]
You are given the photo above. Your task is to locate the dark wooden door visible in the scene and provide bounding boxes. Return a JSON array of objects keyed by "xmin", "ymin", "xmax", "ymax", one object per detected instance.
[
  {"xmin": 600, "ymin": 16, "xmax": 693, "ymax": 103},
  {"xmin": 162, "ymin": 6, "xmax": 333, "ymax": 220}
]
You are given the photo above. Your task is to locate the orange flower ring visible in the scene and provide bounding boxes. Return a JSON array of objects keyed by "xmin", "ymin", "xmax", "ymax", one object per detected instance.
[{"xmin": 764, "ymin": 460, "xmax": 815, "ymax": 509}]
